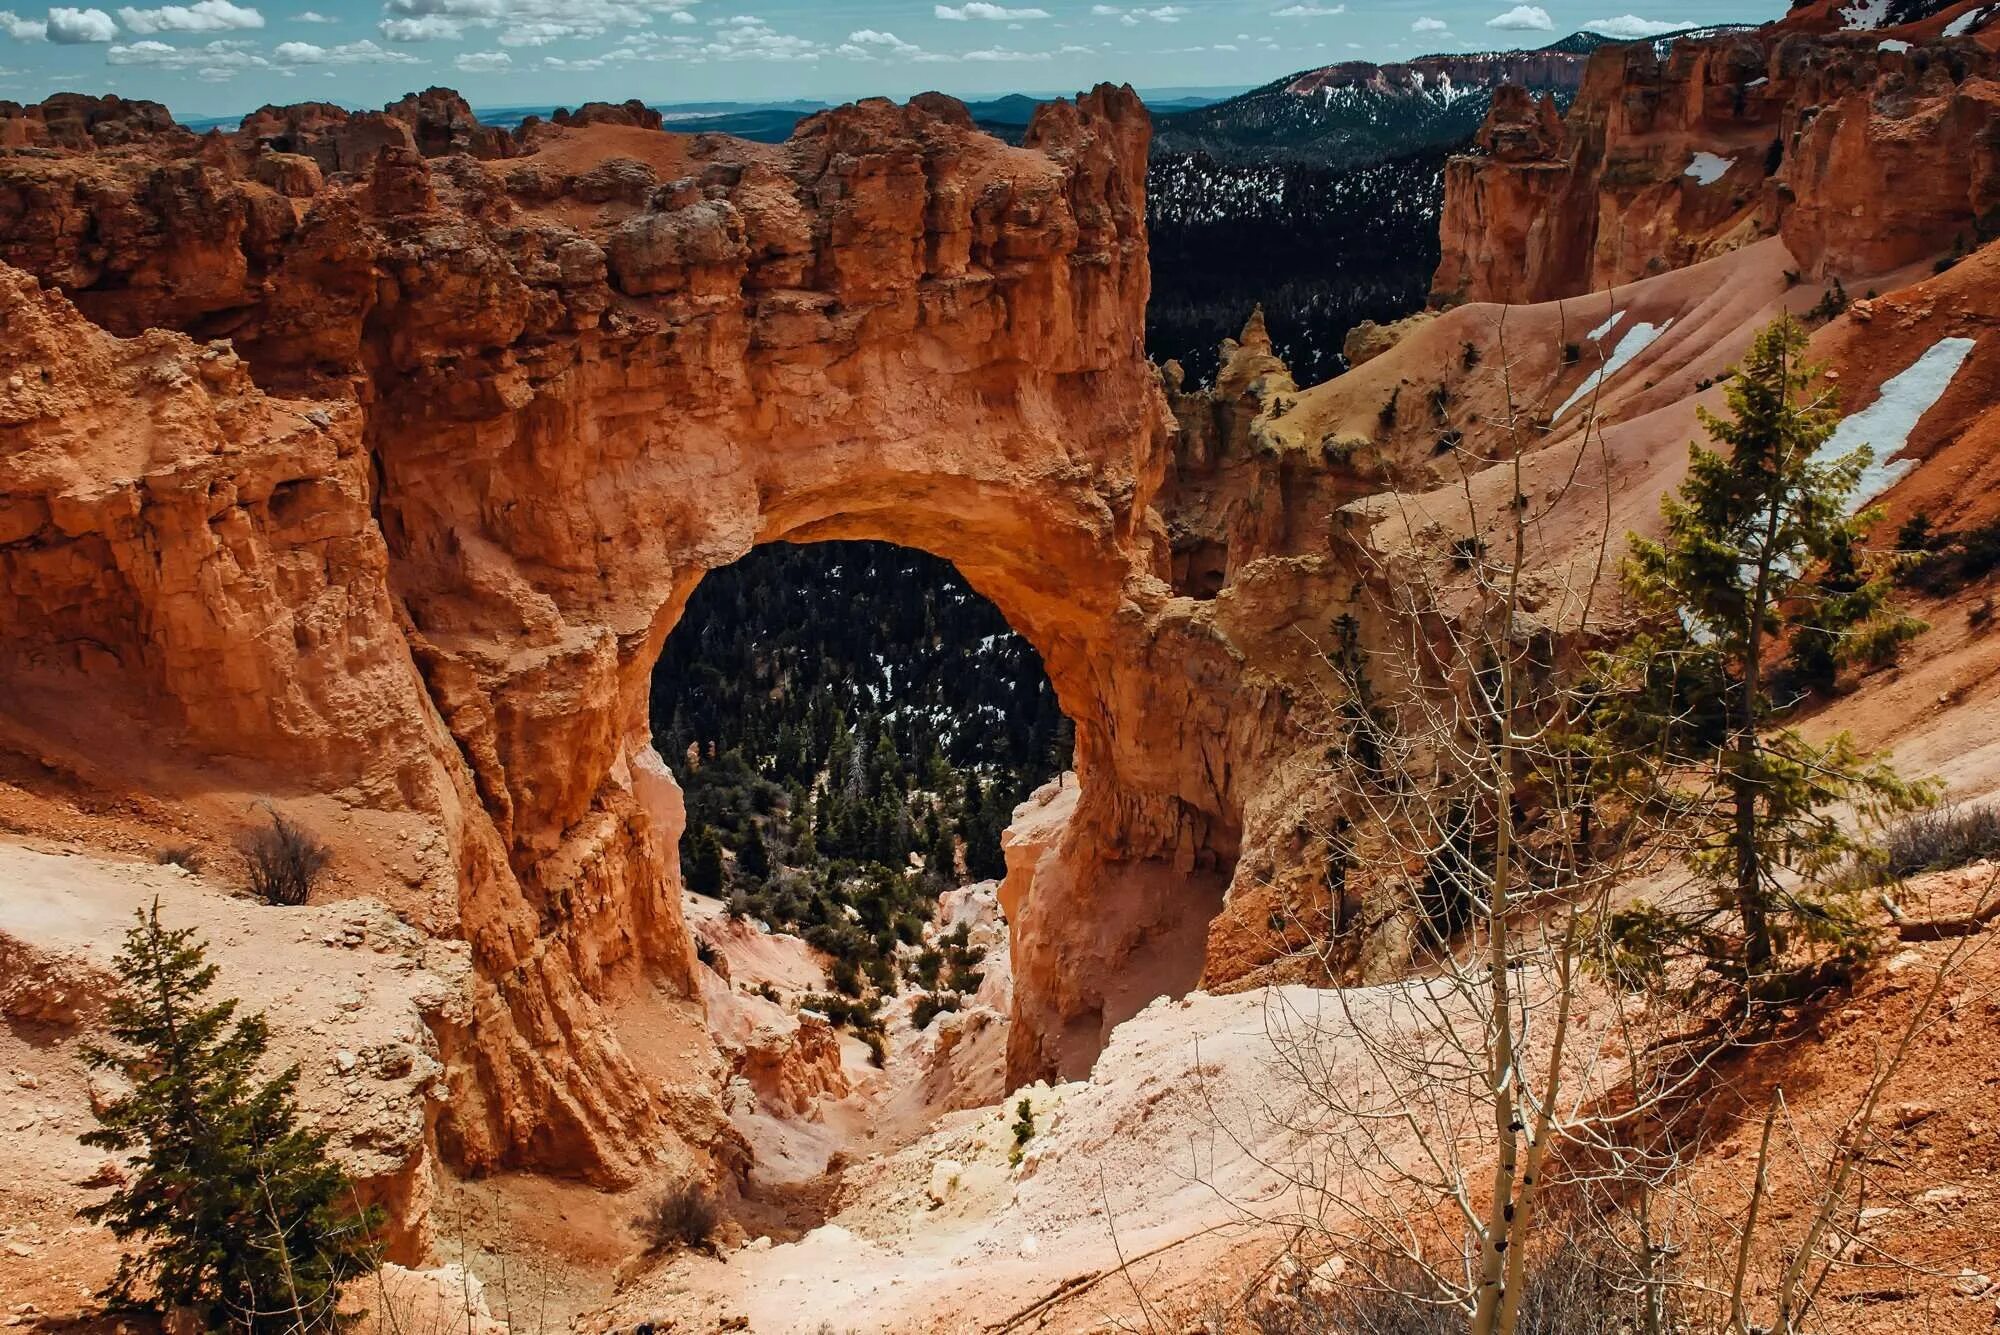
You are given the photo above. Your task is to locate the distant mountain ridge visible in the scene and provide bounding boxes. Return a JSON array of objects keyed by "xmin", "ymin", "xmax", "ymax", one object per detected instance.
[{"xmin": 1152, "ymin": 27, "xmax": 1756, "ymax": 167}]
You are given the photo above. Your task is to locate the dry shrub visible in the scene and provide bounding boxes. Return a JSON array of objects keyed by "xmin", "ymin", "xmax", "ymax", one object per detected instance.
[
  {"xmin": 154, "ymin": 845, "xmax": 201, "ymax": 871},
  {"xmin": 1251, "ymin": 1246, "xmax": 1647, "ymax": 1335},
  {"xmin": 1881, "ymin": 803, "xmax": 2000, "ymax": 882},
  {"xmin": 632, "ymin": 1183, "xmax": 718, "ymax": 1255},
  {"xmin": 241, "ymin": 810, "xmax": 332, "ymax": 907}
]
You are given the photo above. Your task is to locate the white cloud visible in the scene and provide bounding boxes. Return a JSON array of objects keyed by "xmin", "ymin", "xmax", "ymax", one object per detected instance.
[
  {"xmin": 934, "ymin": 2, "xmax": 1048, "ymax": 18},
  {"xmin": 498, "ymin": 18, "xmax": 569, "ymax": 42},
  {"xmin": 696, "ymin": 14, "xmax": 819, "ymax": 60},
  {"xmin": 379, "ymin": 13, "xmax": 458, "ymax": 37},
  {"xmin": 1274, "ymin": 3, "xmax": 1344, "ymax": 14},
  {"xmin": 292, "ymin": 7, "xmax": 333, "ymax": 18},
  {"xmin": 48, "ymin": 6, "xmax": 120, "ymax": 40},
  {"xmin": 1089, "ymin": 3, "xmax": 1181, "ymax": 20},
  {"xmin": 454, "ymin": 46, "xmax": 508, "ymax": 67},
  {"xmin": 373, "ymin": 0, "xmax": 701, "ymax": 48},
  {"xmin": 837, "ymin": 26, "xmax": 934, "ymax": 60},
  {"xmin": 0, "ymin": 9, "xmax": 49, "ymax": 37},
  {"xmin": 118, "ymin": 0, "xmax": 260, "ymax": 32},
  {"xmin": 274, "ymin": 34, "xmax": 419, "ymax": 61},
  {"xmin": 960, "ymin": 44, "xmax": 1050, "ymax": 59},
  {"xmin": 1486, "ymin": 3, "xmax": 1553, "ymax": 29},
  {"xmin": 1412, "ymin": 15, "xmax": 1449, "ymax": 31},
  {"xmin": 1583, "ymin": 13, "xmax": 1681, "ymax": 36},
  {"xmin": 107, "ymin": 34, "xmax": 269, "ymax": 74}
]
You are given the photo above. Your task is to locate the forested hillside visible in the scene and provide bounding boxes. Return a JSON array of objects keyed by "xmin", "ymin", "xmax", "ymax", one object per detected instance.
[
  {"xmin": 1146, "ymin": 147, "xmax": 1447, "ymax": 387},
  {"xmin": 1141, "ymin": 28, "xmax": 1747, "ymax": 387},
  {"xmin": 650, "ymin": 541, "xmax": 1071, "ymax": 996}
]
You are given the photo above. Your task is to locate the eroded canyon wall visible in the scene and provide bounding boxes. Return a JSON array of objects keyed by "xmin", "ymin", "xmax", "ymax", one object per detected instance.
[
  {"xmin": 0, "ymin": 84, "xmax": 1380, "ymax": 1186},
  {"xmin": 1434, "ymin": 21, "xmax": 2000, "ymax": 305}
]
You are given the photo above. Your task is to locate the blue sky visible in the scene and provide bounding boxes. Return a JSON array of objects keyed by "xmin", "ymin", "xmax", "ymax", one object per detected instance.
[{"xmin": 0, "ymin": 0, "xmax": 1783, "ymax": 119}]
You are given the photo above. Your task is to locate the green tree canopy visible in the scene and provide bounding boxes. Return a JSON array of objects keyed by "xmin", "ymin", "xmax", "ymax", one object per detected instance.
[
  {"xmin": 80, "ymin": 902, "xmax": 379, "ymax": 1332},
  {"xmin": 1594, "ymin": 317, "xmax": 1931, "ymax": 991}
]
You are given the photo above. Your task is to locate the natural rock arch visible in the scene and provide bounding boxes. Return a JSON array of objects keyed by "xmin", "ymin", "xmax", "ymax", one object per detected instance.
[{"xmin": 1, "ymin": 86, "xmax": 1361, "ymax": 1196}]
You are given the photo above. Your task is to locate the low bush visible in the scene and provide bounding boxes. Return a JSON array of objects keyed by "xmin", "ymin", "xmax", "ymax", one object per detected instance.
[
  {"xmin": 153, "ymin": 845, "xmax": 201, "ymax": 872},
  {"xmin": 1902, "ymin": 517, "xmax": 2000, "ymax": 594},
  {"xmin": 632, "ymin": 1183, "xmax": 719, "ymax": 1255},
  {"xmin": 240, "ymin": 810, "xmax": 331, "ymax": 907},
  {"xmin": 801, "ymin": 992, "xmax": 884, "ymax": 1041},
  {"xmin": 1008, "ymin": 1097, "xmax": 1036, "ymax": 1165},
  {"xmin": 1880, "ymin": 803, "xmax": 2000, "ymax": 882},
  {"xmin": 911, "ymin": 991, "xmax": 962, "ymax": 1030},
  {"xmin": 1378, "ymin": 388, "xmax": 1400, "ymax": 431},
  {"xmin": 1251, "ymin": 1245, "xmax": 1654, "ymax": 1335}
]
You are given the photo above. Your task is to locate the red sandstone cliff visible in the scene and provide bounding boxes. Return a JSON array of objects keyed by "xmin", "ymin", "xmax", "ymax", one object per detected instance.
[
  {"xmin": 1434, "ymin": 21, "xmax": 2000, "ymax": 304},
  {"xmin": 0, "ymin": 84, "xmax": 1313, "ymax": 1187}
]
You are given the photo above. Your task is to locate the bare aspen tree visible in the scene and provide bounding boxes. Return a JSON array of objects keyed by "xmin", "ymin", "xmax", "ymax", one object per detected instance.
[
  {"xmin": 1195, "ymin": 310, "xmax": 1990, "ymax": 1335},
  {"xmin": 1200, "ymin": 304, "xmax": 1676, "ymax": 1335}
]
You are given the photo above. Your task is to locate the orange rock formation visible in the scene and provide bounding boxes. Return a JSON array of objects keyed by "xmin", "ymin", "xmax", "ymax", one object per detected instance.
[
  {"xmin": 1434, "ymin": 23, "xmax": 2000, "ymax": 304},
  {"xmin": 0, "ymin": 85, "xmax": 1333, "ymax": 1193}
]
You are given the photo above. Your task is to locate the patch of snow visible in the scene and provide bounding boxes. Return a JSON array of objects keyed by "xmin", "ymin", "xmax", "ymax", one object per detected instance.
[
  {"xmin": 1840, "ymin": 0, "xmax": 1889, "ymax": 27},
  {"xmin": 1684, "ymin": 151, "xmax": 1735, "ymax": 186},
  {"xmin": 1818, "ymin": 336, "xmax": 1977, "ymax": 507},
  {"xmin": 1553, "ymin": 319, "xmax": 1673, "ymax": 423},
  {"xmin": 1944, "ymin": 6, "xmax": 1984, "ymax": 36},
  {"xmin": 1586, "ymin": 310, "xmax": 1623, "ymax": 342},
  {"xmin": 1746, "ymin": 75, "xmax": 1768, "ymax": 86},
  {"xmin": 1879, "ymin": 37, "xmax": 1911, "ymax": 50}
]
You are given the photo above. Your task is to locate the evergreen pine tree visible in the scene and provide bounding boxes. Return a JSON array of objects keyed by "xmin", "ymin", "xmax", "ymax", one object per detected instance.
[
  {"xmin": 80, "ymin": 903, "xmax": 380, "ymax": 1332},
  {"xmin": 1595, "ymin": 317, "xmax": 1933, "ymax": 990},
  {"xmin": 737, "ymin": 823, "xmax": 771, "ymax": 882},
  {"xmin": 1046, "ymin": 715, "xmax": 1076, "ymax": 775},
  {"xmin": 683, "ymin": 822, "xmax": 726, "ymax": 896}
]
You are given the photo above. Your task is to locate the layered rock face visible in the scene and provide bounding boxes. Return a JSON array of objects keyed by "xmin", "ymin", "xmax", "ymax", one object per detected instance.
[
  {"xmin": 2, "ymin": 84, "xmax": 1384, "ymax": 1190},
  {"xmin": 1434, "ymin": 21, "xmax": 2000, "ymax": 304}
]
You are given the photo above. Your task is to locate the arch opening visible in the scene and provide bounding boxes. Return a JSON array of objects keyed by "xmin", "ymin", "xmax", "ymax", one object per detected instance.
[
  {"xmin": 653, "ymin": 539, "xmax": 1070, "ymax": 987},
  {"xmin": 640, "ymin": 533, "xmax": 1233, "ymax": 1111}
]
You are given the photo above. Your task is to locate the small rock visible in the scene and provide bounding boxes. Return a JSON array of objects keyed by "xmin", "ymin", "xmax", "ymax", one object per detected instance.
[
  {"xmin": 926, "ymin": 1158, "xmax": 964, "ymax": 1208},
  {"xmin": 1306, "ymin": 1254, "xmax": 1348, "ymax": 1300},
  {"xmin": 1953, "ymin": 1270, "xmax": 1991, "ymax": 1298},
  {"xmin": 4, "ymin": 1242, "xmax": 33, "ymax": 1258},
  {"xmin": 334, "ymin": 1050, "xmax": 358, "ymax": 1074},
  {"xmin": 1891, "ymin": 1103, "xmax": 1940, "ymax": 1131}
]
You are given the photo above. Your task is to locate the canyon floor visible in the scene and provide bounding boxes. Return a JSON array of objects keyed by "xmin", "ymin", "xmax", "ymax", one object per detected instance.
[{"xmin": 7, "ymin": 563, "xmax": 2000, "ymax": 1333}]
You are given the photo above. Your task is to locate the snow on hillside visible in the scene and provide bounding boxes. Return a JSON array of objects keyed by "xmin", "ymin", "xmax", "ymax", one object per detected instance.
[
  {"xmin": 1822, "ymin": 336, "xmax": 1977, "ymax": 504},
  {"xmin": 1554, "ymin": 319, "xmax": 1674, "ymax": 421}
]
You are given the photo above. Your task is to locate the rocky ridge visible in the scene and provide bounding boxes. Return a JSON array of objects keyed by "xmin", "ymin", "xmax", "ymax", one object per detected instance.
[
  {"xmin": 0, "ymin": 81, "xmax": 1375, "ymax": 1202},
  {"xmin": 1433, "ymin": 7, "xmax": 2000, "ymax": 303}
]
